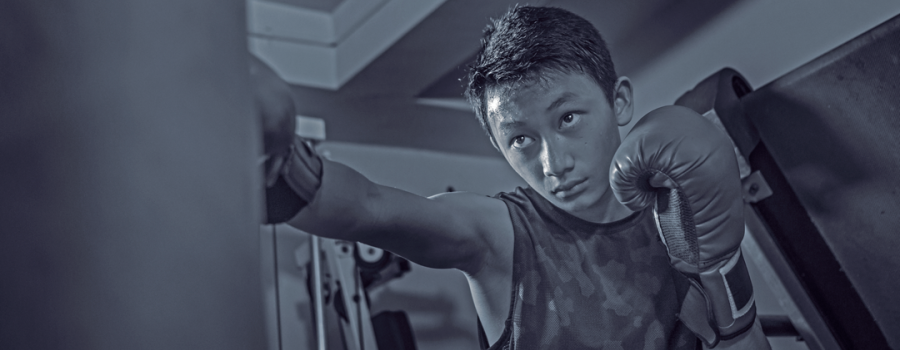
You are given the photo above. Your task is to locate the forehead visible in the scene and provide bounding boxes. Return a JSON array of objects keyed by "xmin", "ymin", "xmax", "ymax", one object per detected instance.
[
  {"xmin": 485, "ymin": 80, "xmax": 546, "ymax": 120},
  {"xmin": 485, "ymin": 72, "xmax": 601, "ymax": 129}
]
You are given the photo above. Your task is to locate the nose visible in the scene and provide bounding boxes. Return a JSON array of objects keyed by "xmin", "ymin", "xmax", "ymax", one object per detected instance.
[{"xmin": 541, "ymin": 137, "xmax": 574, "ymax": 177}]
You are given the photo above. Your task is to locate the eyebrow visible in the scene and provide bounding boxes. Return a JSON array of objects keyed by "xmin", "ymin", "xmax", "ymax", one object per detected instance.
[
  {"xmin": 498, "ymin": 121, "xmax": 525, "ymax": 135},
  {"xmin": 546, "ymin": 92, "xmax": 576, "ymax": 112}
]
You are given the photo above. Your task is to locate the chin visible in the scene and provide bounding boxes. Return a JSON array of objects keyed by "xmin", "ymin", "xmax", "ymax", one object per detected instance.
[{"xmin": 549, "ymin": 191, "xmax": 598, "ymax": 214}]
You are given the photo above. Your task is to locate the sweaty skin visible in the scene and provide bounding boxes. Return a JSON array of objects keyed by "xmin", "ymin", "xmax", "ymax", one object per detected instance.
[{"xmin": 486, "ymin": 71, "xmax": 635, "ymax": 224}]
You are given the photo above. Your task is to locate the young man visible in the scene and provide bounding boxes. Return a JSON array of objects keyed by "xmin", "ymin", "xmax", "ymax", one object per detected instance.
[{"xmin": 258, "ymin": 6, "xmax": 770, "ymax": 349}]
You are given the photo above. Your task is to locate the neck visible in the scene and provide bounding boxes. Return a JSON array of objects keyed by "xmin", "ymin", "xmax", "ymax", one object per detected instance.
[{"xmin": 570, "ymin": 189, "xmax": 635, "ymax": 224}]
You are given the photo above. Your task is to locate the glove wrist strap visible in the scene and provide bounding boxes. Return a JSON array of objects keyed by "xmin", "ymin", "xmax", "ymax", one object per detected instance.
[{"xmin": 264, "ymin": 136, "xmax": 323, "ymax": 224}]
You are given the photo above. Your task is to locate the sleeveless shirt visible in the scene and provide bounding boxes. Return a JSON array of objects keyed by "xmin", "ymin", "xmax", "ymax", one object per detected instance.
[{"xmin": 481, "ymin": 187, "xmax": 697, "ymax": 350}]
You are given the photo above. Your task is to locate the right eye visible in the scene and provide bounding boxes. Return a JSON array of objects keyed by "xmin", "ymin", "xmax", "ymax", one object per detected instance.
[{"xmin": 510, "ymin": 135, "xmax": 533, "ymax": 149}]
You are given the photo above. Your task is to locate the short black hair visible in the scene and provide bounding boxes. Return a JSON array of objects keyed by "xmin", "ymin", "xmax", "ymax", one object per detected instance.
[{"xmin": 465, "ymin": 6, "xmax": 617, "ymax": 143}]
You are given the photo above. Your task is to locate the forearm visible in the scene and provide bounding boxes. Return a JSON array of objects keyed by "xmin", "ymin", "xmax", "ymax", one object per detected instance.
[
  {"xmin": 286, "ymin": 158, "xmax": 383, "ymax": 241},
  {"xmin": 703, "ymin": 318, "xmax": 771, "ymax": 350}
]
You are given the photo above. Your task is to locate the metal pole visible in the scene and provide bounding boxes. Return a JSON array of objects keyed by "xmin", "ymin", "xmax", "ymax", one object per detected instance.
[{"xmin": 311, "ymin": 235, "xmax": 327, "ymax": 350}]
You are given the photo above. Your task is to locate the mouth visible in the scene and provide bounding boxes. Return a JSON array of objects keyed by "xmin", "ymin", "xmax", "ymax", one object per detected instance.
[{"xmin": 551, "ymin": 178, "xmax": 587, "ymax": 198}]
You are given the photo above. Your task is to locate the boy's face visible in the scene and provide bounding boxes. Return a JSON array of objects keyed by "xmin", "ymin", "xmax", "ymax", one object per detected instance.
[{"xmin": 487, "ymin": 71, "xmax": 633, "ymax": 221}]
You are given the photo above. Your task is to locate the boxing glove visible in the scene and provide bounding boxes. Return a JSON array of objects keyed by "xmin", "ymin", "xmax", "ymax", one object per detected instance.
[
  {"xmin": 250, "ymin": 55, "xmax": 295, "ymax": 166},
  {"xmin": 609, "ymin": 105, "xmax": 756, "ymax": 347},
  {"xmin": 249, "ymin": 55, "xmax": 322, "ymax": 223}
]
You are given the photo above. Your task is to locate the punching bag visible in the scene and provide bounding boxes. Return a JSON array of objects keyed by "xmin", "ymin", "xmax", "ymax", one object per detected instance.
[{"xmin": 0, "ymin": 1, "xmax": 267, "ymax": 349}]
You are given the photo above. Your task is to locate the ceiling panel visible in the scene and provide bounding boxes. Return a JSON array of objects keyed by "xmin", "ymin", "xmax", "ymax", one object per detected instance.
[
  {"xmin": 270, "ymin": 0, "xmax": 744, "ymax": 157},
  {"xmin": 267, "ymin": 0, "xmax": 344, "ymax": 12}
]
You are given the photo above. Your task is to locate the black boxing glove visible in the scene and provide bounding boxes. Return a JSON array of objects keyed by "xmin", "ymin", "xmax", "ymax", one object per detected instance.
[
  {"xmin": 249, "ymin": 55, "xmax": 322, "ymax": 223},
  {"xmin": 609, "ymin": 105, "xmax": 756, "ymax": 347}
]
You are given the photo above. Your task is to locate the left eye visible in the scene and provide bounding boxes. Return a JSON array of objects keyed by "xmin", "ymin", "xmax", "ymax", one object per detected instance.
[{"xmin": 560, "ymin": 113, "xmax": 578, "ymax": 126}]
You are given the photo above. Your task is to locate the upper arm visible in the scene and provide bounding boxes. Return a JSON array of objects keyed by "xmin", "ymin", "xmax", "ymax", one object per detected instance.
[
  {"xmin": 287, "ymin": 160, "xmax": 513, "ymax": 274},
  {"xmin": 416, "ymin": 191, "xmax": 514, "ymax": 273},
  {"xmin": 365, "ymin": 190, "xmax": 513, "ymax": 273}
]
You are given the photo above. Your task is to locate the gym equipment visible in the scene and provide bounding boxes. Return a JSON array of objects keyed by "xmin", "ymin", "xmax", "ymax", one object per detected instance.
[
  {"xmin": 264, "ymin": 219, "xmax": 416, "ymax": 350},
  {"xmin": 308, "ymin": 237, "xmax": 414, "ymax": 350},
  {"xmin": 674, "ymin": 13, "xmax": 900, "ymax": 349}
]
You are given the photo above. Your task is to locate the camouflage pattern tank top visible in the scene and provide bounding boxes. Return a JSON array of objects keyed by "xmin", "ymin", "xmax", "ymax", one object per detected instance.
[{"xmin": 481, "ymin": 187, "xmax": 697, "ymax": 350}]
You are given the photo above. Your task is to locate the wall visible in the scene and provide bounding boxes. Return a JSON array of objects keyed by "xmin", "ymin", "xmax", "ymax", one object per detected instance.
[{"xmin": 624, "ymin": 0, "xmax": 900, "ymax": 135}]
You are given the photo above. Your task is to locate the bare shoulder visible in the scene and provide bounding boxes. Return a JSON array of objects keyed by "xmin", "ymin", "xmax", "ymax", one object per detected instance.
[
  {"xmin": 427, "ymin": 191, "xmax": 514, "ymax": 275},
  {"xmin": 427, "ymin": 191, "xmax": 501, "ymax": 209},
  {"xmin": 427, "ymin": 191, "xmax": 510, "ymax": 235}
]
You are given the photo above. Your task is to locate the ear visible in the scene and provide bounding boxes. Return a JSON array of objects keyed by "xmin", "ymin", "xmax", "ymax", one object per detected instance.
[
  {"xmin": 489, "ymin": 135, "xmax": 501, "ymax": 153},
  {"xmin": 612, "ymin": 76, "xmax": 634, "ymax": 126}
]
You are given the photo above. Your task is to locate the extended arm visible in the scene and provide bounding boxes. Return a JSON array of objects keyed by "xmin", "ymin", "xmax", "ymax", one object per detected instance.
[
  {"xmin": 251, "ymin": 53, "xmax": 511, "ymax": 274},
  {"xmin": 285, "ymin": 156, "xmax": 510, "ymax": 272}
]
